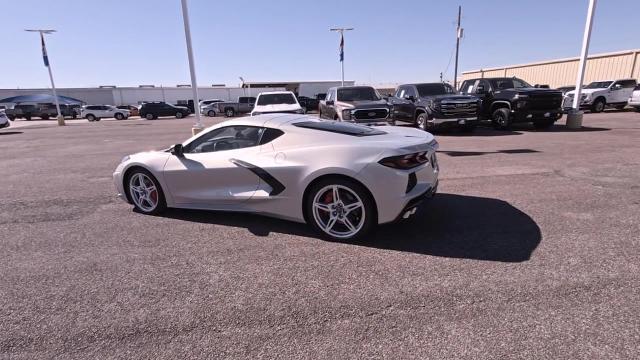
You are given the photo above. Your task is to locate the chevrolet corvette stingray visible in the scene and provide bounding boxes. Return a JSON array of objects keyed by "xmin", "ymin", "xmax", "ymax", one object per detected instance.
[{"xmin": 113, "ymin": 114, "xmax": 439, "ymax": 240}]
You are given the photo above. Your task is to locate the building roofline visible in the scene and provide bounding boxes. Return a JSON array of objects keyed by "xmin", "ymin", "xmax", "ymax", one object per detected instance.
[{"xmin": 462, "ymin": 48, "xmax": 640, "ymax": 74}]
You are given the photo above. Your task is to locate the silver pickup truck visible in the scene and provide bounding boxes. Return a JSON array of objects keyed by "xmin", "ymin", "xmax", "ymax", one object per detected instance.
[{"xmin": 215, "ymin": 96, "xmax": 256, "ymax": 117}]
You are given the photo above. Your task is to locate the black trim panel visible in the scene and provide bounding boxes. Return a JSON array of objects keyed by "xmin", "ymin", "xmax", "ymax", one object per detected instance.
[{"xmin": 229, "ymin": 159, "xmax": 286, "ymax": 196}]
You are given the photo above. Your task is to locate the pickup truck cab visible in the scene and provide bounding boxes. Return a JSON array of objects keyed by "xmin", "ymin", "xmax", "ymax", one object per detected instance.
[
  {"xmin": 251, "ymin": 91, "xmax": 304, "ymax": 116},
  {"xmin": 215, "ymin": 97, "xmax": 256, "ymax": 117},
  {"xmin": 319, "ymin": 86, "xmax": 392, "ymax": 125},
  {"xmin": 563, "ymin": 79, "xmax": 637, "ymax": 113},
  {"xmin": 628, "ymin": 83, "xmax": 640, "ymax": 111},
  {"xmin": 459, "ymin": 77, "xmax": 563, "ymax": 129},
  {"xmin": 389, "ymin": 82, "xmax": 480, "ymax": 132}
]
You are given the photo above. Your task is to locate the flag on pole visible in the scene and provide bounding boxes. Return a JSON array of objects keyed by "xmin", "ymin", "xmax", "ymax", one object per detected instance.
[
  {"xmin": 339, "ymin": 33, "xmax": 344, "ymax": 62},
  {"xmin": 41, "ymin": 34, "xmax": 49, "ymax": 67}
]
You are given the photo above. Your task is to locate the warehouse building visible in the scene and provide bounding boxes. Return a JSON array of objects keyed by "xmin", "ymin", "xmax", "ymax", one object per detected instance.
[
  {"xmin": 460, "ymin": 49, "xmax": 640, "ymax": 89},
  {"xmin": 0, "ymin": 80, "xmax": 347, "ymax": 107}
]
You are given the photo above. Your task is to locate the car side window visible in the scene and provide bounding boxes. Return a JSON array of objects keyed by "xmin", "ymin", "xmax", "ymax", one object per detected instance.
[
  {"xmin": 185, "ymin": 126, "xmax": 265, "ymax": 154},
  {"xmin": 326, "ymin": 90, "xmax": 333, "ymax": 102},
  {"xmin": 513, "ymin": 79, "xmax": 528, "ymax": 88},
  {"xmin": 619, "ymin": 80, "xmax": 636, "ymax": 88},
  {"xmin": 395, "ymin": 86, "xmax": 405, "ymax": 98}
]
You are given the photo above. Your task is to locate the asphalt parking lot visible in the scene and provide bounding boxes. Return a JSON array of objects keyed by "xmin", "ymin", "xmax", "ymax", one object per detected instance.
[{"xmin": 1, "ymin": 112, "xmax": 639, "ymax": 359}]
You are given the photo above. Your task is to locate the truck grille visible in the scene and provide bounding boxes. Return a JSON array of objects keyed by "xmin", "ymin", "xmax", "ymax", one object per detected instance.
[
  {"xmin": 352, "ymin": 108, "xmax": 389, "ymax": 120},
  {"xmin": 527, "ymin": 94, "xmax": 563, "ymax": 110},
  {"xmin": 438, "ymin": 101, "xmax": 478, "ymax": 117}
]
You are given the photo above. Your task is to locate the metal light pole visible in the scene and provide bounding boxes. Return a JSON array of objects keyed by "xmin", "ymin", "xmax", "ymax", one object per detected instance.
[
  {"xmin": 25, "ymin": 29, "xmax": 64, "ymax": 126},
  {"xmin": 180, "ymin": 0, "xmax": 203, "ymax": 135},
  {"xmin": 453, "ymin": 6, "xmax": 463, "ymax": 90},
  {"xmin": 567, "ymin": 0, "xmax": 597, "ymax": 129},
  {"xmin": 330, "ymin": 28, "xmax": 353, "ymax": 86}
]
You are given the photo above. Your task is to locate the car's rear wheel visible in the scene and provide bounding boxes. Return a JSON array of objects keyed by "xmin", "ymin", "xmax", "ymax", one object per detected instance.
[
  {"xmin": 591, "ymin": 98, "xmax": 605, "ymax": 113},
  {"xmin": 86, "ymin": 114, "xmax": 96, "ymax": 122},
  {"xmin": 225, "ymin": 108, "xmax": 235, "ymax": 117},
  {"xmin": 126, "ymin": 169, "xmax": 166, "ymax": 215},
  {"xmin": 114, "ymin": 113, "xmax": 125, "ymax": 120},
  {"xmin": 306, "ymin": 178, "xmax": 375, "ymax": 241},
  {"xmin": 176, "ymin": 112, "xmax": 184, "ymax": 119},
  {"xmin": 145, "ymin": 113, "xmax": 154, "ymax": 120},
  {"xmin": 207, "ymin": 110, "xmax": 216, "ymax": 117},
  {"xmin": 492, "ymin": 108, "xmax": 512, "ymax": 130}
]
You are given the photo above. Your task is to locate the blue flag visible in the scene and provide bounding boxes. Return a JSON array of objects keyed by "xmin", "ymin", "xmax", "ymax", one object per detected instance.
[
  {"xmin": 339, "ymin": 33, "xmax": 344, "ymax": 62},
  {"xmin": 41, "ymin": 34, "xmax": 49, "ymax": 67}
]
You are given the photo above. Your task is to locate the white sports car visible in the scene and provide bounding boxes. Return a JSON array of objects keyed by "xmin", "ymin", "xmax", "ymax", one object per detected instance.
[{"xmin": 113, "ymin": 114, "xmax": 439, "ymax": 240}]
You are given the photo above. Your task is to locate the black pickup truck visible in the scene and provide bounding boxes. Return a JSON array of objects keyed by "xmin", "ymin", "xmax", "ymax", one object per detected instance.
[
  {"xmin": 388, "ymin": 82, "xmax": 480, "ymax": 132},
  {"xmin": 458, "ymin": 77, "xmax": 563, "ymax": 129}
]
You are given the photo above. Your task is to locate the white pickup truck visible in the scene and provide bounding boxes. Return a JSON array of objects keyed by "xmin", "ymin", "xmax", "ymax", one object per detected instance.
[
  {"xmin": 562, "ymin": 79, "xmax": 637, "ymax": 113},
  {"xmin": 628, "ymin": 83, "xmax": 640, "ymax": 112}
]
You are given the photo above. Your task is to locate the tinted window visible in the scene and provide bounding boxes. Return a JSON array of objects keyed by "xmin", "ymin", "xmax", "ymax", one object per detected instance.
[
  {"xmin": 634, "ymin": 84, "xmax": 640, "ymax": 90},
  {"xmin": 585, "ymin": 81, "xmax": 613, "ymax": 89},
  {"xmin": 185, "ymin": 126, "xmax": 264, "ymax": 153},
  {"xmin": 257, "ymin": 93, "xmax": 297, "ymax": 105},
  {"xmin": 415, "ymin": 83, "xmax": 454, "ymax": 96},
  {"xmin": 259, "ymin": 128, "xmax": 284, "ymax": 144},
  {"xmin": 617, "ymin": 80, "xmax": 637, "ymax": 88},
  {"xmin": 336, "ymin": 87, "xmax": 380, "ymax": 101},
  {"xmin": 292, "ymin": 121, "xmax": 386, "ymax": 136},
  {"xmin": 459, "ymin": 80, "xmax": 475, "ymax": 94}
]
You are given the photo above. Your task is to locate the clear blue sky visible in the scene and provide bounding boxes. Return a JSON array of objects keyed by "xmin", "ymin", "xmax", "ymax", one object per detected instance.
[{"xmin": 1, "ymin": 0, "xmax": 638, "ymax": 88}]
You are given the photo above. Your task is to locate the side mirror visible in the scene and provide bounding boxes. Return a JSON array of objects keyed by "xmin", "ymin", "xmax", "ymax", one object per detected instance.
[
  {"xmin": 326, "ymin": 100, "xmax": 334, "ymax": 106},
  {"xmin": 404, "ymin": 95, "xmax": 416, "ymax": 102},
  {"xmin": 475, "ymin": 85, "xmax": 486, "ymax": 94},
  {"xmin": 171, "ymin": 143, "xmax": 184, "ymax": 157}
]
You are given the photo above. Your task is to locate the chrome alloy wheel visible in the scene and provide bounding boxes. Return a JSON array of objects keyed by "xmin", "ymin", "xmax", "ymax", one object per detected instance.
[
  {"xmin": 312, "ymin": 185, "xmax": 365, "ymax": 239},
  {"xmin": 129, "ymin": 173, "xmax": 159, "ymax": 212}
]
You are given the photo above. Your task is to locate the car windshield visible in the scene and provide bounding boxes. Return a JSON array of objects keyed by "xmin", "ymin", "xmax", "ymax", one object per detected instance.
[
  {"xmin": 585, "ymin": 81, "xmax": 613, "ymax": 89},
  {"xmin": 292, "ymin": 121, "xmax": 386, "ymax": 136},
  {"xmin": 337, "ymin": 87, "xmax": 380, "ymax": 102},
  {"xmin": 415, "ymin": 84, "xmax": 453, "ymax": 96},
  {"xmin": 257, "ymin": 93, "xmax": 297, "ymax": 105}
]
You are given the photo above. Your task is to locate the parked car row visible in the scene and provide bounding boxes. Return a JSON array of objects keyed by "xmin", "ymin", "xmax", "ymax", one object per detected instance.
[
  {"xmin": 561, "ymin": 79, "xmax": 638, "ymax": 113},
  {"xmin": 5, "ymin": 103, "xmax": 80, "ymax": 121}
]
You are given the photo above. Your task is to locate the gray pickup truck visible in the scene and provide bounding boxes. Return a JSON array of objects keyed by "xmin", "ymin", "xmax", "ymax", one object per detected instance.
[
  {"xmin": 215, "ymin": 96, "xmax": 256, "ymax": 117},
  {"xmin": 5, "ymin": 103, "xmax": 79, "ymax": 120}
]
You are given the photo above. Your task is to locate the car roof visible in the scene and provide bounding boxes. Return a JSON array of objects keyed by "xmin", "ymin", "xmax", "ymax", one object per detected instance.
[{"xmin": 257, "ymin": 91, "xmax": 295, "ymax": 95}]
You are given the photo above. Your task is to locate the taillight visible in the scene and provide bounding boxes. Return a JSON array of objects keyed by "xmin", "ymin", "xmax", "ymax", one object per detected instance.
[{"xmin": 379, "ymin": 152, "xmax": 430, "ymax": 169}]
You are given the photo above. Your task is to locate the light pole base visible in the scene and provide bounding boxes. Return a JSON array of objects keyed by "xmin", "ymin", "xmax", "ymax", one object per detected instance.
[
  {"xmin": 57, "ymin": 115, "xmax": 66, "ymax": 126},
  {"xmin": 566, "ymin": 110, "xmax": 583, "ymax": 129},
  {"xmin": 191, "ymin": 126, "xmax": 204, "ymax": 136}
]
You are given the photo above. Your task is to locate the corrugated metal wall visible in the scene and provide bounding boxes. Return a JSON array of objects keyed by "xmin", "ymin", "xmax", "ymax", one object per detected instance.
[{"xmin": 461, "ymin": 49, "xmax": 640, "ymax": 88}]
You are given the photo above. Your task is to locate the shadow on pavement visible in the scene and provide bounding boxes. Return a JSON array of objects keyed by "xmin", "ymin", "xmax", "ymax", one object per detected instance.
[
  {"xmin": 158, "ymin": 193, "xmax": 541, "ymax": 263},
  {"xmin": 0, "ymin": 131, "xmax": 23, "ymax": 136},
  {"xmin": 439, "ymin": 149, "xmax": 539, "ymax": 157}
]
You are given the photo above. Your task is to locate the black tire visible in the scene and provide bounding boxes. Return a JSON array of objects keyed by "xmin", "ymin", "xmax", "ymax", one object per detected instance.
[
  {"xmin": 114, "ymin": 112, "xmax": 125, "ymax": 120},
  {"xmin": 416, "ymin": 112, "xmax": 429, "ymax": 131},
  {"xmin": 71, "ymin": 114, "xmax": 77, "ymax": 119},
  {"xmin": 304, "ymin": 177, "xmax": 376, "ymax": 242},
  {"xmin": 591, "ymin": 98, "xmax": 605, "ymax": 113},
  {"xmin": 86, "ymin": 114, "xmax": 96, "ymax": 122},
  {"xmin": 125, "ymin": 168, "xmax": 167, "ymax": 215},
  {"xmin": 41, "ymin": 114, "xmax": 50, "ymax": 120},
  {"xmin": 207, "ymin": 110, "xmax": 216, "ymax": 117},
  {"xmin": 533, "ymin": 120, "xmax": 555, "ymax": 130},
  {"xmin": 145, "ymin": 113, "xmax": 154, "ymax": 120},
  {"xmin": 176, "ymin": 112, "xmax": 184, "ymax": 119},
  {"xmin": 224, "ymin": 108, "xmax": 235, "ymax": 117},
  {"xmin": 492, "ymin": 108, "xmax": 512, "ymax": 130}
]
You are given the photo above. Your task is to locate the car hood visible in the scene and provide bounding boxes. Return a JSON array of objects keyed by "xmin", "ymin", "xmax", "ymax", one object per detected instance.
[
  {"xmin": 335, "ymin": 99, "xmax": 389, "ymax": 109},
  {"xmin": 565, "ymin": 88, "xmax": 605, "ymax": 96},
  {"xmin": 252, "ymin": 103, "xmax": 302, "ymax": 112}
]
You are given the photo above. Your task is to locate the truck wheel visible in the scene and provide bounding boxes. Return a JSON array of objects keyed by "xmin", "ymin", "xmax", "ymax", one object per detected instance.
[
  {"xmin": 492, "ymin": 108, "xmax": 512, "ymax": 130},
  {"xmin": 591, "ymin": 98, "xmax": 605, "ymax": 113},
  {"xmin": 41, "ymin": 114, "xmax": 50, "ymax": 120},
  {"xmin": 145, "ymin": 113, "xmax": 154, "ymax": 120},
  {"xmin": 224, "ymin": 108, "xmax": 235, "ymax": 117},
  {"xmin": 416, "ymin": 113, "xmax": 429, "ymax": 131}
]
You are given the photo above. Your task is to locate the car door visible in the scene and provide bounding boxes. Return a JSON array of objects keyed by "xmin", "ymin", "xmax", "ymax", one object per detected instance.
[
  {"xmin": 163, "ymin": 125, "xmax": 264, "ymax": 205},
  {"xmin": 392, "ymin": 86, "xmax": 414, "ymax": 122},
  {"xmin": 323, "ymin": 89, "xmax": 337, "ymax": 119}
]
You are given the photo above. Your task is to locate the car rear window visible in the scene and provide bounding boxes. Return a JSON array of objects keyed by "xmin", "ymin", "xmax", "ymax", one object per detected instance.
[
  {"xmin": 292, "ymin": 121, "xmax": 386, "ymax": 136},
  {"xmin": 257, "ymin": 93, "xmax": 297, "ymax": 105}
]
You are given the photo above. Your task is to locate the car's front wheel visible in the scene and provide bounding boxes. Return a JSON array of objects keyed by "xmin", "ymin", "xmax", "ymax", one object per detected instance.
[
  {"xmin": 492, "ymin": 108, "xmax": 512, "ymax": 130},
  {"xmin": 126, "ymin": 169, "xmax": 166, "ymax": 215},
  {"xmin": 114, "ymin": 113, "xmax": 125, "ymax": 120},
  {"xmin": 176, "ymin": 112, "xmax": 184, "ymax": 119},
  {"xmin": 225, "ymin": 108, "xmax": 235, "ymax": 117},
  {"xmin": 416, "ymin": 113, "xmax": 429, "ymax": 131},
  {"xmin": 306, "ymin": 178, "xmax": 375, "ymax": 241},
  {"xmin": 591, "ymin": 98, "xmax": 605, "ymax": 113},
  {"xmin": 207, "ymin": 110, "xmax": 216, "ymax": 117}
]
